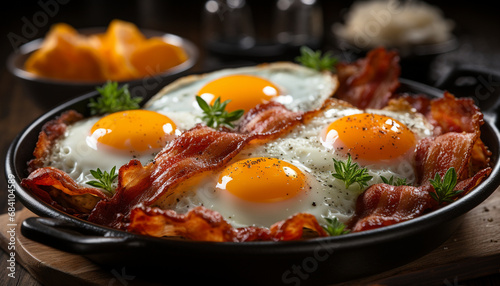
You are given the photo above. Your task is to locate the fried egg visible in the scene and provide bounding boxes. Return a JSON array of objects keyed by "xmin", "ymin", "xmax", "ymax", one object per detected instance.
[
  {"xmin": 144, "ymin": 62, "xmax": 338, "ymax": 117},
  {"xmin": 43, "ymin": 109, "xmax": 183, "ymax": 185},
  {"xmin": 154, "ymin": 100, "xmax": 434, "ymax": 228}
]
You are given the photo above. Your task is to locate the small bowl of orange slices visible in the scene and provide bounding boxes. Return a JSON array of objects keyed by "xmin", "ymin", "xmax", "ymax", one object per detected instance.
[{"xmin": 8, "ymin": 19, "xmax": 198, "ymax": 109}]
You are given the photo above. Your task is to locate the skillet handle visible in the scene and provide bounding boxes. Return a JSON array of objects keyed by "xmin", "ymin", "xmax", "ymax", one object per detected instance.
[
  {"xmin": 435, "ymin": 64, "xmax": 500, "ymax": 127},
  {"xmin": 21, "ymin": 217, "xmax": 130, "ymax": 254}
]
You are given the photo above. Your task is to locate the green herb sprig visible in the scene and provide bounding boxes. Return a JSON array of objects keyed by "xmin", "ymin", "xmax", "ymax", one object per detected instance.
[
  {"xmin": 196, "ymin": 96, "xmax": 244, "ymax": 129},
  {"xmin": 381, "ymin": 175, "xmax": 410, "ymax": 186},
  {"xmin": 429, "ymin": 167, "xmax": 463, "ymax": 205},
  {"xmin": 88, "ymin": 81, "xmax": 142, "ymax": 115},
  {"xmin": 295, "ymin": 46, "xmax": 338, "ymax": 72},
  {"xmin": 332, "ymin": 154, "xmax": 373, "ymax": 189},
  {"xmin": 86, "ymin": 166, "xmax": 118, "ymax": 195},
  {"xmin": 323, "ymin": 217, "xmax": 350, "ymax": 236}
]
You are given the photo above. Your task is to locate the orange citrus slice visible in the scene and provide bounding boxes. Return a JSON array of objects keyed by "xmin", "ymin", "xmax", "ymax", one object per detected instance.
[
  {"xmin": 24, "ymin": 20, "xmax": 189, "ymax": 82},
  {"xmin": 25, "ymin": 23, "xmax": 106, "ymax": 81},
  {"xmin": 130, "ymin": 37, "xmax": 188, "ymax": 78},
  {"xmin": 99, "ymin": 19, "xmax": 145, "ymax": 81}
]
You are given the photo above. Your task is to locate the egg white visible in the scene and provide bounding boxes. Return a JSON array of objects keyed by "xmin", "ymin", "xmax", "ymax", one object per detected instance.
[{"xmin": 143, "ymin": 62, "xmax": 338, "ymax": 115}]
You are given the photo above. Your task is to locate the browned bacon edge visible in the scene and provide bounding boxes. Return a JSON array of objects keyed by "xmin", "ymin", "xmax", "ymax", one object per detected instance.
[
  {"xmin": 127, "ymin": 206, "xmax": 327, "ymax": 242},
  {"xmin": 27, "ymin": 110, "xmax": 83, "ymax": 173},
  {"xmin": 238, "ymin": 101, "xmax": 305, "ymax": 136},
  {"xmin": 348, "ymin": 185, "xmax": 436, "ymax": 232},
  {"xmin": 336, "ymin": 47, "xmax": 401, "ymax": 109},
  {"xmin": 21, "ymin": 167, "xmax": 109, "ymax": 218},
  {"xmin": 430, "ymin": 91, "xmax": 491, "ymax": 172},
  {"xmin": 402, "ymin": 91, "xmax": 491, "ymax": 173}
]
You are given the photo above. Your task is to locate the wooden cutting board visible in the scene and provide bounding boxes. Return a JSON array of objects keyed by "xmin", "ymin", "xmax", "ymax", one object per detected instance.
[{"xmin": 1, "ymin": 188, "xmax": 499, "ymax": 286}]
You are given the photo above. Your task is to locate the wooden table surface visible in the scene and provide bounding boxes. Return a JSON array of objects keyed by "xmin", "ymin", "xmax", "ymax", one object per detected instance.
[{"xmin": 1, "ymin": 1, "xmax": 499, "ymax": 285}]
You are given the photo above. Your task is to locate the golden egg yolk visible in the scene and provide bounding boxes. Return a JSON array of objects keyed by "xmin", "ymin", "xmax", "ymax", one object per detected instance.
[
  {"xmin": 198, "ymin": 75, "xmax": 280, "ymax": 113},
  {"xmin": 216, "ymin": 157, "xmax": 306, "ymax": 203},
  {"xmin": 322, "ymin": 113, "xmax": 416, "ymax": 162},
  {"xmin": 89, "ymin": 110, "xmax": 176, "ymax": 153}
]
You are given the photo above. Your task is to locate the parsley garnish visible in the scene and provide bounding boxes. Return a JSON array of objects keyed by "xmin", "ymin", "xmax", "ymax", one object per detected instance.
[
  {"xmin": 86, "ymin": 166, "xmax": 118, "ymax": 195},
  {"xmin": 196, "ymin": 96, "xmax": 244, "ymax": 129},
  {"xmin": 88, "ymin": 81, "xmax": 142, "ymax": 115},
  {"xmin": 332, "ymin": 154, "xmax": 373, "ymax": 189},
  {"xmin": 381, "ymin": 175, "xmax": 410, "ymax": 186},
  {"xmin": 295, "ymin": 46, "xmax": 338, "ymax": 72},
  {"xmin": 429, "ymin": 167, "xmax": 463, "ymax": 205},
  {"xmin": 323, "ymin": 217, "xmax": 350, "ymax": 236}
]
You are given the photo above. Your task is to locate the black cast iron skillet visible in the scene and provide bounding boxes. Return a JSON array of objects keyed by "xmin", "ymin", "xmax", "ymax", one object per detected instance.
[{"xmin": 5, "ymin": 67, "xmax": 500, "ymax": 286}]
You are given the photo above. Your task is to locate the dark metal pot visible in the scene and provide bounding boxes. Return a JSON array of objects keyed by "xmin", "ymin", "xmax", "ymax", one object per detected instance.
[{"xmin": 5, "ymin": 67, "xmax": 500, "ymax": 286}]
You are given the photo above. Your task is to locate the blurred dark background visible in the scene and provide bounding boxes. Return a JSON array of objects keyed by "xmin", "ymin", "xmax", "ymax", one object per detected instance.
[
  {"xmin": 2, "ymin": 0, "xmax": 500, "ymax": 78},
  {"xmin": 1, "ymin": 1, "xmax": 499, "ymax": 285}
]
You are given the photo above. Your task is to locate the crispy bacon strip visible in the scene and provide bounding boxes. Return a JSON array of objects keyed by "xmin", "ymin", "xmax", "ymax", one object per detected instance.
[
  {"xmin": 402, "ymin": 92, "xmax": 491, "ymax": 172},
  {"xmin": 400, "ymin": 91, "xmax": 484, "ymax": 135},
  {"xmin": 88, "ymin": 102, "xmax": 308, "ymax": 228},
  {"xmin": 269, "ymin": 212, "xmax": 328, "ymax": 241},
  {"xmin": 127, "ymin": 206, "xmax": 327, "ymax": 242},
  {"xmin": 238, "ymin": 101, "xmax": 304, "ymax": 137},
  {"xmin": 430, "ymin": 92, "xmax": 483, "ymax": 134},
  {"xmin": 28, "ymin": 110, "xmax": 83, "ymax": 172},
  {"xmin": 430, "ymin": 92, "xmax": 491, "ymax": 171},
  {"xmin": 349, "ymin": 164, "xmax": 492, "ymax": 232},
  {"xmin": 348, "ymin": 185, "xmax": 436, "ymax": 232},
  {"xmin": 349, "ymin": 159, "xmax": 491, "ymax": 232},
  {"xmin": 336, "ymin": 47, "xmax": 400, "ymax": 109},
  {"xmin": 21, "ymin": 167, "xmax": 109, "ymax": 216},
  {"xmin": 454, "ymin": 168, "xmax": 492, "ymax": 199},
  {"xmin": 415, "ymin": 132, "xmax": 477, "ymax": 184}
]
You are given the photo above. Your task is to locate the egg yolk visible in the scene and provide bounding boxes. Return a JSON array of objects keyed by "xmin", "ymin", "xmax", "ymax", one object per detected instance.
[
  {"xmin": 198, "ymin": 75, "xmax": 280, "ymax": 112},
  {"xmin": 216, "ymin": 157, "xmax": 306, "ymax": 203},
  {"xmin": 89, "ymin": 110, "xmax": 176, "ymax": 153},
  {"xmin": 322, "ymin": 113, "xmax": 416, "ymax": 162}
]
